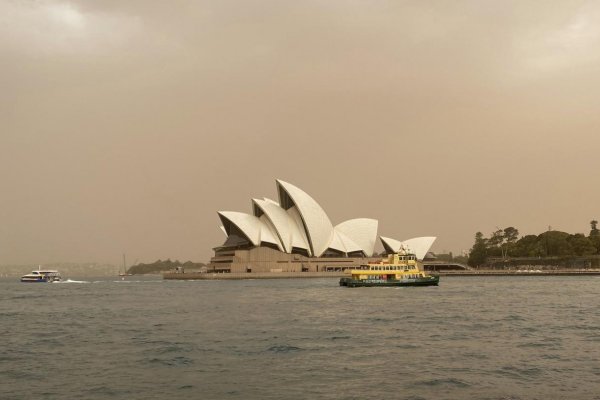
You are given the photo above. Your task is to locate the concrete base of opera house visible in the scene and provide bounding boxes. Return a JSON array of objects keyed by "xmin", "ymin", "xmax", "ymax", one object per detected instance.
[{"xmin": 204, "ymin": 246, "xmax": 391, "ymax": 274}]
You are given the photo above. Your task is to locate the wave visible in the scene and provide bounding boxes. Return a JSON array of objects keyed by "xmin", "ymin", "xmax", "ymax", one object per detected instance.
[
  {"xmin": 411, "ymin": 377, "xmax": 471, "ymax": 388},
  {"xmin": 59, "ymin": 279, "xmax": 90, "ymax": 284},
  {"xmin": 267, "ymin": 344, "xmax": 303, "ymax": 353}
]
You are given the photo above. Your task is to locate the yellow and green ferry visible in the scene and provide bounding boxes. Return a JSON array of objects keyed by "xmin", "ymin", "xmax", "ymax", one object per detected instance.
[{"xmin": 339, "ymin": 251, "xmax": 439, "ymax": 287}]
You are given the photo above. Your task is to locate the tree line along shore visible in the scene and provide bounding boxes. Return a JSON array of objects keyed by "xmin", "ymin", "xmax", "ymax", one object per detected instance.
[
  {"xmin": 467, "ymin": 220, "xmax": 600, "ymax": 269},
  {"xmin": 127, "ymin": 259, "xmax": 206, "ymax": 275}
]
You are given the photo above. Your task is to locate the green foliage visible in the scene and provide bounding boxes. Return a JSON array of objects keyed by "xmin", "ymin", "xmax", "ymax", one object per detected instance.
[
  {"xmin": 468, "ymin": 220, "xmax": 600, "ymax": 266},
  {"xmin": 503, "ymin": 227, "xmax": 519, "ymax": 244},
  {"xmin": 128, "ymin": 259, "xmax": 206, "ymax": 275},
  {"xmin": 589, "ymin": 235, "xmax": 600, "ymax": 254},
  {"xmin": 513, "ymin": 235, "xmax": 538, "ymax": 256},
  {"xmin": 567, "ymin": 234, "xmax": 596, "ymax": 256},
  {"xmin": 468, "ymin": 232, "xmax": 488, "ymax": 267},
  {"xmin": 590, "ymin": 220, "xmax": 600, "ymax": 253},
  {"xmin": 537, "ymin": 231, "xmax": 571, "ymax": 256},
  {"xmin": 590, "ymin": 220, "xmax": 599, "ymax": 235}
]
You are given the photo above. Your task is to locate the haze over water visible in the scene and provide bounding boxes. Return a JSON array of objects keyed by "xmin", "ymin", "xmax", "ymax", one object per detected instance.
[{"xmin": 2, "ymin": 276, "xmax": 599, "ymax": 400}]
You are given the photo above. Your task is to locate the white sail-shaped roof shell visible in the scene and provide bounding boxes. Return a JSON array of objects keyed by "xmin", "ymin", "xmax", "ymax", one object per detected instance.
[
  {"xmin": 252, "ymin": 198, "xmax": 293, "ymax": 253},
  {"xmin": 328, "ymin": 230, "xmax": 363, "ymax": 254},
  {"xmin": 218, "ymin": 211, "xmax": 262, "ymax": 246},
  {"xmin": 258, "ymin": 215, "xmax": 283, "ymax": 250},
  {"xmin": 287, "ymin": 206, "xmax": 311, "ymax": 254},
  {"xmin": 380, "ymin": 236, "xmax": 403, "ymax": 254},
  {"xmin": 276, "ymin": 180, "xmax": 334, "ymax": 257},
  {"xmin": 380, "ymin": 236, "xmax": 436, "ymax": 260},
  {"xmin": 401, "ymin": 237, "xmax": 437, "ymax": 260},
  {"xmin": 335, "ymin": 219, "xmax": 378, "ymax": 256}
]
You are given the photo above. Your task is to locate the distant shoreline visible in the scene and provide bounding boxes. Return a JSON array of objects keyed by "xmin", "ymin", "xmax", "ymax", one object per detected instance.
[{"xmin": 162, "ymin": 269, "xmax": 600, "ymax": 280}]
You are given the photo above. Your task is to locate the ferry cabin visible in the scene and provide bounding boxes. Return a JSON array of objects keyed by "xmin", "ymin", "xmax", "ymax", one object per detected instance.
[
  {"xmin": 350, "ymin": 253, "xmax": 427, "ymax": 282},
  {"xmin": 20, "ymin": 270, "xmax": 61, "ymax": 283}
]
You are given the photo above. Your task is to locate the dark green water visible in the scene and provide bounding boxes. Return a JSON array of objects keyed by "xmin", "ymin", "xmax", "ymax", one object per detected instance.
[{"xmin": 1, "ymin": 276, "xmax": 599, "ymax": 400}]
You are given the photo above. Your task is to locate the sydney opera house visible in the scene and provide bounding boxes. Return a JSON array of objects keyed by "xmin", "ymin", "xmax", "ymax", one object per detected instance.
[{"xmin": 207, "ymin": 180, "xmax": 436, "ymax": 273}]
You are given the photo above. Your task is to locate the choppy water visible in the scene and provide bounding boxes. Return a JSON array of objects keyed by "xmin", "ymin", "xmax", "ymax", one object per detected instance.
[{"xmin": 1, "ymin": 276, "xmax": 599, "ymax": 400}]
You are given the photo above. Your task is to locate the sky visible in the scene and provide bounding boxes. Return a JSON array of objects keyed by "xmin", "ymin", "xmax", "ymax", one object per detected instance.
[{"xmin": 1, "ymin": 0, "xmax": 600, "ymax": 266}]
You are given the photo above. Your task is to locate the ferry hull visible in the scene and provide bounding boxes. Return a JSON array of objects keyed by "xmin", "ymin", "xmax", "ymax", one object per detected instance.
[
  {"xmin": 20, "ymin": 278, "xmax": 59, "ymax": 283},
  {"xmin": 339, "ymin": 276, "xmax": 439, "ymax": 287}
]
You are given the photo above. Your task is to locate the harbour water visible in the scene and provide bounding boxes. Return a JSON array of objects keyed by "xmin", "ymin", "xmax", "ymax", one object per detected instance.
[{"xmin": 1, "ymin": 276, "xmax": 599, "ymax": 399}]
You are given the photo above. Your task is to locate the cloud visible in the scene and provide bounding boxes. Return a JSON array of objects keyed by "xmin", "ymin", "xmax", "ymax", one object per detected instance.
[
  {"xmin": 0, "ymin": 0, "xmax": 142, "ymax": 56},
  {"xmin": 512, "ymin": 2, "xmax": 600, "ymax": 75}
]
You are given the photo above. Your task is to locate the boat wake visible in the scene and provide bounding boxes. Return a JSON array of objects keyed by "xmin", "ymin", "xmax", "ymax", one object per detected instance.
[{"xmin": 59, "ymin": 279, "xmax": 91, "ymax": 284}]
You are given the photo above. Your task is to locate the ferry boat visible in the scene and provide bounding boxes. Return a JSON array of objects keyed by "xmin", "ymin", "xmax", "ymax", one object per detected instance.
[
  {"xmin": 20, "ymin": 269, "xmax": 62, "ymax": 283},
  {"xmin": 339, "ymin": 251, "xmax": 439, "ymax": 287}
]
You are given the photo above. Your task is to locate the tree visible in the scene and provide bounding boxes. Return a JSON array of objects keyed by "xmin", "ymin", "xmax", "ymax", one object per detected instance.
[
  {"xmin": 589, "ymin": 219, "xmax": 600, "ymax": 254},
  {"xmin": 487, "ymin": 229, "xmax": 504, "ymax": 247},
  {"xmin": 567, "ymin": 234, "xmax": 596, "ymax": 256},
  {"xmin": 501, "ymin": 227, "xmax": 519, "ymax": 258},
  {"xmin": 538, "ymin": 231, "xmax": 571, "ymax": 256},
  {"xmin": 591, "ymin": 220, "xmax": 599, "ymax": 235},
  {"xmin": 513, "ymin": 234, "xmax": 537, "ymax": 257},
  {"xmin": 503, "ymin": 227, "xmax": 519, "ymax": 244},
  {"xmin": 468, "ymin": 232, "xmax": 488, "ymax": 267}
]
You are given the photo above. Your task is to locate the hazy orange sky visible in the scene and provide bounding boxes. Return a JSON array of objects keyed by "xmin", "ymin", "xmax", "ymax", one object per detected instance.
[{"xmin": 2, "ymin": 1, "xmax": 599, "ymax": 265}]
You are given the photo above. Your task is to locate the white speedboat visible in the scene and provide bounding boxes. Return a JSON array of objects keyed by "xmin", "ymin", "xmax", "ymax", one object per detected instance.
[{"xmin": 20, "ymin": 269, "xmax": 62, "ymax": 283}]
